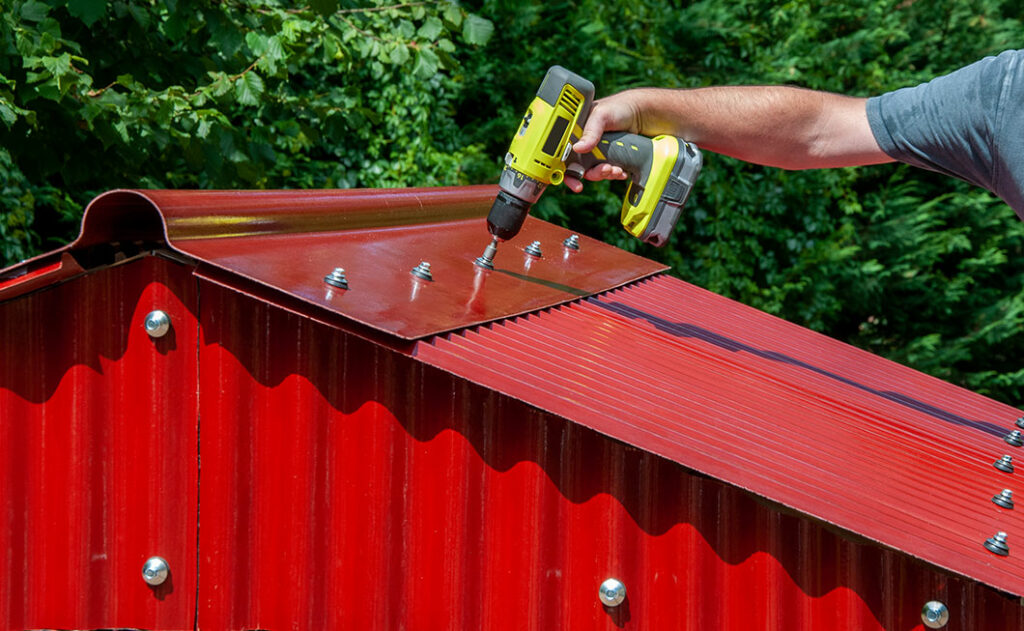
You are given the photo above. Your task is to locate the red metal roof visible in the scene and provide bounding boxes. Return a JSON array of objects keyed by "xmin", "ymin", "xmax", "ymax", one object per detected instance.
[
  {"xmin": 416, "ymin": 274, "xmax": 1024, "ymax": 596},
  {"xmin": 3, "ymin": 185, "xmax": 1022, "ymax": 601},
  {"xmin": 0, "ymin": 188, "xmax": 663, "ymax": 339}
]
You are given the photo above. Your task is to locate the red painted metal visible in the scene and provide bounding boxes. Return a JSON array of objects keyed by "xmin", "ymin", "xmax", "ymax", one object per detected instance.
[
  {"xmin": 0, "ymin": 256, "xmax": 198, "ymax": 629},
  {"xmin": 3, "ymin": 186, "xmax": 1024, "ymax": 629},
  {"xmin": 416, "ymin": 274, "xmax": 1024, "ymax": 599},
  {"xmin": 71, "ymin": 188, "xmax": 667, "ymax": 339},
  {"xmin": 194, "ymin": 280, "xmax": 1021, "ymax": 629}
]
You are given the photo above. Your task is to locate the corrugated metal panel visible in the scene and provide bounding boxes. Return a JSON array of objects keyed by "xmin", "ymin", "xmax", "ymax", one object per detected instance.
[
  {"xmin": 194, "ymin": 279, "xmax": 1022, "ymax": 629},
  {"xmin": 0, "ymin": 257, "xmax": 198, "ymax": 629},
  {"xmin": 415, "ymin": 274, "xmax": 1024, "ymax": 598},
  {"xmin": 55, "ymin": 188, "xmax": 664, "ymax": 340}
]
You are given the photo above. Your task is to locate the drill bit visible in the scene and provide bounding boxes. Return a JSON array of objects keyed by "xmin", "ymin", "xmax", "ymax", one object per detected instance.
[{"xmin": 474, "ymin": 237, "xmax": 499, "ymax": 270}]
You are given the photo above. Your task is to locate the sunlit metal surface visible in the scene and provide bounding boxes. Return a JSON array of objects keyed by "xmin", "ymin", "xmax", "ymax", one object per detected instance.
[
  {"xmin": 2, "ymin": 186, "xmax": 1023, "ymax": 629},
  {"xmin": 0, "ymin": 258, "xmax": 197, "ymax": 629},
  {"xmin": 416, "ymin": 275, "xmax": 1024, "ymax": 598}
]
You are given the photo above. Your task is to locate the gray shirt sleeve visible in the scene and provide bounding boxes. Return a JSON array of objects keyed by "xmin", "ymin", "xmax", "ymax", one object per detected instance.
[{"xmin": 866, "ymin": 50, "xmax": 1024, "ymax": 217}]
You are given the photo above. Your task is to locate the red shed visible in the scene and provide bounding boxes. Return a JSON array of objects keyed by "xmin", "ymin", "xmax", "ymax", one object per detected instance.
[{"xmin": 1, "ymin": 186, "xmax": 1022, "ymax": 630}]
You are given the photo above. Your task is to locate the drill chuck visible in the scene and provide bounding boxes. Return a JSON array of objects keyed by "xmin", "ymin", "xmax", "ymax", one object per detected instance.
[{"xmin": 486, "ymin": 190, "xmax": 533, "ymax": 242}]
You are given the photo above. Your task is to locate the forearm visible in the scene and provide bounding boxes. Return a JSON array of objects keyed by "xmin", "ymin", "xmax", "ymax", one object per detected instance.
[{"xmin": 593, "ymin": 86, "xmax": 892, "ymax": 170}]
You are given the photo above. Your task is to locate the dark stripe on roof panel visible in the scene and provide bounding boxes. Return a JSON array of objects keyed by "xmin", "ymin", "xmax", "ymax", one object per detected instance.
[{"xmin": 415, "ymin": 274, "xmax": 1024, "ymax": 596}]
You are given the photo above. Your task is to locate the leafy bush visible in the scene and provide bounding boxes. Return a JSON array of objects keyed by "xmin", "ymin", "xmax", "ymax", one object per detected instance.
[{"xmin": 4, "ymin": 0, "xmax": 1024, "ymax": 403}]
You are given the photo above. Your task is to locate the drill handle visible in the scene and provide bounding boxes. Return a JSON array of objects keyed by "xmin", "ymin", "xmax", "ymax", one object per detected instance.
[{"xmin": 568, "ymin": 131, "xmax": 655, "ymax": 194}]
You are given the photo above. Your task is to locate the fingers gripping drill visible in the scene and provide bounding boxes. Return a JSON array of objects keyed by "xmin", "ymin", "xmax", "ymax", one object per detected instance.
[{"xmin": 476, "ymin": 65, "xmax": 702, "ymax": 269}]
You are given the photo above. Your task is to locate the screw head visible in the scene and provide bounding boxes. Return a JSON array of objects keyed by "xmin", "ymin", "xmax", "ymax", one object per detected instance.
[
  {"xmin": 994, "ymin": 455, "xmax": 1015, "ymax": 473},
  {"xmin": 141, "ymin": 556, "xmax": 169, "ymax": 586},
  {"xmin": 563, "ymin": 234, "xmax": 580, "ymax": 250},
  {"xmin": 1006, "ymin": 430, "xmax": 1024, "ymax": 447},
  {"xmin": 598, "ymin": 578, "xmax": 626, "ymax": 607},
  {"xmin": 324, "ymin": 267, "xmax": 349, "ymax": 290},
  {"xmin": 1016, "ymin": 416, "xmax": 1024, "ymax": 430},
  {"xmin": 921, "ymin": 601, "xmax": 949, "ymax": 628},
  {"xmin": 411, "ymin": 261, "xmax": 433, "ymax": 281},
  {"xmin": 993, "ymin": 489, "xmax": 1015, "ymax": 509},
  {"xmin": 143, "ymin": 310, "xmax": 171, "ymax": 338},
  {"xmin": 984, "ymin": 531, "xmax": 1010, "ymax": 556},
  {"xmin": 525, "ymin": 241, "xmax": 543, "ymax": 258}
]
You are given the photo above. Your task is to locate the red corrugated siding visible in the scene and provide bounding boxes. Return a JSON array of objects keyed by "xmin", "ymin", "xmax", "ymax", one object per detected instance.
[
  {"xmin": 2, "ymin": 255, "xmax": 1022, "ymax": 629},
  {"xmin": 416, "ymin": 274, "xmax": 1024, "ymax": 598},
  {"xmin": 195, "ymin": 279, "xmax": 1021, "ymax": 630},
  {"xmin": 0, "ymin": 257, "xmax": 198, "ymax": 629}
]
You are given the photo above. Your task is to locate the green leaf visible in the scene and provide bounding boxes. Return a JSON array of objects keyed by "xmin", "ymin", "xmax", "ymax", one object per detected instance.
[
  {"xmin": 443, "ymin": 3, "xmax": 462, "ymax": 27},
  {"xmin": 20, "ymin": 1, "xmax": 50, "ymax": 22},
  {"xmin": 246, "ymin": 32, "xmax": 268, "ymax": 55},
  {"xmin": 412, "ymin": 48, "xmax": 439, "ymax": 80},
  {"xmin": 235, "ymin": 71, "xmax": 264, "ymax": 106},
  {"xmin": 418, "ymin": 16, "xmax": 444, "ymax": 41},
  {"xmin": 67, "ymin": 0, "xmax": 108, "ymax": 26},
  {"xmin": 41, "ymin": 54, "xmax": 73, "ymax": 78},
  {"xmin": 389, "ymin": 44, "xmax": 410, "ymax": 66},
  {"xmin": 0, "ymin": 103, "xmax": 17, "ymax": 127},
  {"xmin": 462, "ymin": 14, "xmax": 493, "ymax": 46}
]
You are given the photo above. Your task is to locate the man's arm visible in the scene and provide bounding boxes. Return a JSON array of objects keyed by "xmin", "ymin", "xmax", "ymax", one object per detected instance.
[{"xmin": 568, "ymin": 86, "xmax": 893, "ymax": 191}]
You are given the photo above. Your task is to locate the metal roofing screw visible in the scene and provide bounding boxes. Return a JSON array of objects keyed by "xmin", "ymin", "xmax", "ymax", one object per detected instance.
[
  {"xmin": 141, "ymin": 556, "xmax": 169, "ymax": 586},
  {"xmin": 525, "ymin": 241, "xmax": 543, "ymax": 258},
  {"xmin": 1016, "ymin": 416, "xmax": 1024, "ymax": 430},
  {"xmin": 983, "ymin": 531, "xmax": 1010, "ymax": 556},
  {"xmin": 563, "ymin": 234, "xmax": 580, "ymax": 250},
  {"xmin": 994, "ymin": 455, "xmax": 1015, "ymax": 474},
  {"xmin": 1005, "ymin": 430, "xmax": 1024, "ymax": 447},
  {"xmin": 921, "ymin": 601, "xmax": 950, "ymax": 629},
  {"xmin": 598, "ymin": 578, "xmax": 626, "ymax": 607},
  {"xmin": 143, "ymin": 310, "xmax": 171, "ymax": 338},
  {"xmin": 323, "ymin": 267, "xmax": 349, "ymax": 290},
  {"xmin": 411, "ymin": 261, "xmax": 433, "ymax": 281},
  {"xmin": 993, "ymin": 489, "xmax": 1015, "ymax": 509}
]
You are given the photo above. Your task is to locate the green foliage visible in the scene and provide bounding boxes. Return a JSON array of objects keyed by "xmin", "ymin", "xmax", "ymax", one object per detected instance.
[
  {"xmin": 3, "ymin": 0, "xmax": 1024, "ymax": 403},
  {"xmin": 1, "ymin": 0, "xmax": 494, "ymax": 256},
  {"xmin": 454, "ymin": 0, "xmax": 1024, "ymax": 403}
]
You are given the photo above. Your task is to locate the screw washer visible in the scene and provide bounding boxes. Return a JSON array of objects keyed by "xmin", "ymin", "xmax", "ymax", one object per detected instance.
[
  {"xmin": 1005, "ymin": 430, "xmax": 1024, "ymax": 447},
  {"xmin": 984, "ymin": 531, "xmax": 1010, "ymax": 556},
  {"xmin": 323, "ymin": 267, "xmax": 349, "ymax": 290},
  {"xmin": 994, "ymin": 455, "xmax": 1015, "ymax": 473},
  {"xmin": 993, "ymin": 489, "xmax": 1015, "ymax": 509},
  {"xmin": 411, "ymin": 261, "xmax": 434, "ymax": 281}
]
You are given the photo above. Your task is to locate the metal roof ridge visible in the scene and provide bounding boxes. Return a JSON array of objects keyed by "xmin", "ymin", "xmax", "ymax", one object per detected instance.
[{"xmin": 76, "ymin": 186, "xmax": 499, "ymax": 247}]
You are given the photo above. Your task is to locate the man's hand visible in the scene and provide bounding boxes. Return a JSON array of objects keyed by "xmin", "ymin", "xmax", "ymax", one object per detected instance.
[
  {"xmin": 563, "ymin": 85, "xmax": 892, "ymax": 193},
  {"xmin": 565, "ymin": 92, "xmax": 644, "ymax": 192}
]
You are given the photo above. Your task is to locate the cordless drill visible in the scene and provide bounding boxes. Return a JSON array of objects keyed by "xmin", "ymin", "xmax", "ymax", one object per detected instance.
[{"xmin": 476, "ymin": 65, "xmax": 702, "ymax": 268}]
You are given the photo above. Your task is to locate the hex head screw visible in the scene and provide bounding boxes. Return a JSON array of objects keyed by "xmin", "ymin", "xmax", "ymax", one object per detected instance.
[
  {"xmin": 994, "ymin": 455, "xmax": 1015, "ymax": 473},
  {"xmin": 1005, "ymin": 430, "xmax": 1024, "ymax": 447},
  {"xmin": 984, "ymin": 531, "xmax": 1010, "ymax": 556},
  {"xmin": 525, "ymin": 241, "xmax": 543, "ymax": 258},
  {"xmin": 563, "ymin": 234, "xmax": 580, "ymax": 250},
  {"xmin": 411, "ymin": 261, "xmax": 433, "ymax": 281},
  {"xmin": 324, "ymin": 268, "xmax": 349, "ymax": 290},
  {"xmin": 992, "ymin": 489, "xmax": 1015, "ymax": 509}
]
